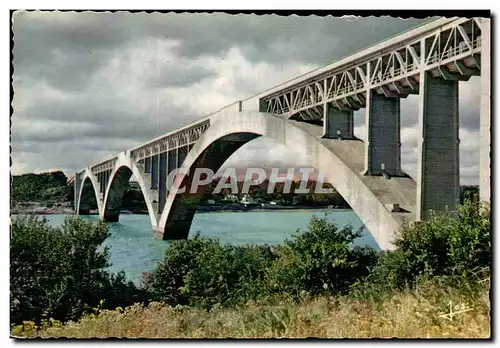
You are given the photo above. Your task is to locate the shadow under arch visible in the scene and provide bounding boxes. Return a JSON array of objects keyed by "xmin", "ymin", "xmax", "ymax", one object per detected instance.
[
  {"xmin": 77, "ymin": 174, "xmax": 101, "ymax": 215},
  {"xmin": 101, "ymin": 161, "xmax": 159, "ymax": 229},
  {"xmin": 155, "ymin": 132, "xmax": 260, "ymax": 240},
  {"xmin": 155, "ymin": 110, "xmax": 416, "ymax": 250},
  {"xmin": 102, "ymin": 166, "xmax": 134, "ymax": 222}
]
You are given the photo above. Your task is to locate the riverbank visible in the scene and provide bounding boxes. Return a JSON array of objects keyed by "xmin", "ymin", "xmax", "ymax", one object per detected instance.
[
  {"xmin": 195, "ymin": 204, "xmax": 349, "ymax": 213},
  {"xmin": 22, "ymin": 210, "xmax": 374, "ymax": 285},
  {"xmin": 10, "ymin": 201, "xmax": 491, "ymax": 339},
  {"xmin": 11, "ymin": 204, "xmax": 351, "ymax": 215},
  {"xmin": 10, "ymin": 207, "xmax": 75, "ymax": 215}
]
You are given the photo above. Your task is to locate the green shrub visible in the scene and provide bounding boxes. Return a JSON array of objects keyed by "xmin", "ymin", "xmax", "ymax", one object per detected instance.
[
  {"xmin": 145, "ymin": 234, "xmax": 274, "ymax": 309},
  {"xmin": 144, "ymin": 234, "xmax": 219, "ymax": 306},
  {"xmin": 352, "ymin": 200, "xmax": 491, "ymax": 298},
  {"xmin": 10, "ymin": 215, "xmax": 145, "ymax": 325},
  {"xmin": 265, "ymin": 215, "xmax": 378, "ymax": 297},
  {"xmin": 181, "ymin": 244, "xmax": 274, "ymax": 309},
  {"xmin": 146, "ymin": 215, "xmax": 378, "ymax": 309},
  {"xmin": 394, "ymin": 200, "xmax": 490, "ymax": 281}
]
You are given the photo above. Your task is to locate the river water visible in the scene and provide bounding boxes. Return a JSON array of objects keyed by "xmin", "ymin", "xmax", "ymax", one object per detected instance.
[{"xmin": 30, "ymin": 210, "xmax": 378, "ymax": 284}]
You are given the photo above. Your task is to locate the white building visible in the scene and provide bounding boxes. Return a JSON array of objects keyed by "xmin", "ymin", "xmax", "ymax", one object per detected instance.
[
  {"xmin": 241, "ymin": 194, "xmax": 257, "ymax": 204},
  {"xmin": 224, "ymin": 194, "xmax": 238, "ymax": 202}
]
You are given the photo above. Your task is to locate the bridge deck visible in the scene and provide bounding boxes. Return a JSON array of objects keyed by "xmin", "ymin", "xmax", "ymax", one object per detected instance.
[{"xmin": 289, "ymin": 120, "xmax": 417, "ymax": 223}]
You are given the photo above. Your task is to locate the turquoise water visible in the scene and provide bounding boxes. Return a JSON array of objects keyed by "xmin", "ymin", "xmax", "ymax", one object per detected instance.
[{"xmin": 31, "ymin": 210, "xmax": 378, "ymax": 283}]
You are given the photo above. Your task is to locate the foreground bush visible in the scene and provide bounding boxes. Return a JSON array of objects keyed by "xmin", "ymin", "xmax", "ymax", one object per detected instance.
[
  {"xmin": 146, "ymin": 202, "xmax": 490, "ymax": 310},
  {"xmin": 12, "ymin": 278, "xmax": 490, "ymax": 338},
  {"xmin": 10, "ymin": 216, "xmax": 146, "ymax": 325},
  {"xmin": 11, "ymin": 200, "xmax": 491, "ymax": 334},
  {"xmin": 146, "ymin": 214, "xmax": 376, "ymax": 309},
  {"xmin": 145, "ymin": 234, "xmax": 274, "ymax": 308},
  {"xmin": 372, "ymin": 201, "xmax": 490, "ymax": 290},
  {"xmin": 265, "ymin": 215, "xmax": 378, "ymax": 297}
]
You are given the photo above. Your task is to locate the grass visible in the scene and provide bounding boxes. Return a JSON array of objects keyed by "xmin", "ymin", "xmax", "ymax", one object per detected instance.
[{"xmin": 12, "ymin": 278, "xmax": 490, "ymax": 339}]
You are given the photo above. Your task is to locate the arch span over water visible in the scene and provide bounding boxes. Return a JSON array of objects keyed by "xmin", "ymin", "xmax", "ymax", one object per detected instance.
[
  {"xmin": 154, "ymin": 111, "xmax": 416, "ymax": 250},
  {"xmin": 76, "ymin": 172, "xmax": 102, "ymax": 215},
  {"xmin": 76, "ymin": 111, "xmax": 416, "ymax": 250}
]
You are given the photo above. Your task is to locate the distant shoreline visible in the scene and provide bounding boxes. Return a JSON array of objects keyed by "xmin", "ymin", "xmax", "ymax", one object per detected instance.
[
  {"xmin": 11, "ymin": 204, "xmax": 351, "ymax": 216},
  {"xmin": 195, "ymin": 205, "xmax": 351, "ymax": 214}
]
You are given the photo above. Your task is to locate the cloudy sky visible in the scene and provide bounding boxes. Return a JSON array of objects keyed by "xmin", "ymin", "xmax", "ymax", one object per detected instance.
[{"xmin": 12, "ymin": 11, "xmax": 482, "ymax": 184}]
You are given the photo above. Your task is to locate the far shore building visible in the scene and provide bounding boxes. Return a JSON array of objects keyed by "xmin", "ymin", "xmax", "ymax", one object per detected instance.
[
  {"xmin": 224, "ymin": 194, "xmax": 238, "ymax": 202},
  {"xmin": 241, "ymin": 194, "xmax": 258, "ymax": 205}
]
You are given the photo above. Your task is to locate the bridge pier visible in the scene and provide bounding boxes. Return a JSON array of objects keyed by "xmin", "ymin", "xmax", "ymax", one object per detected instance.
[
  {"xmin": 322, "ymin": 103, "xmax": 354, "ymax": 139},
  {"xmin": 157, "ymin": 136, "xmax": 258, "ymax": 240},
  {"xmin": 158, "ymin": 152, "xmax": 168, "ymax": 214},
  {"xmin": 178, "ymin": 146, "xmax": 189, "ymax": 168},
  {"xmin": 103, "ymin": 167, "xmax": 132, "ymax": 222},
  {"xmin": 480, "ymin": 18, "xmax": 491, "ymax": 203},
  {"xmin": 74, "ymin": 172, "xmax": 81, "ymax": 211},
  {"xmin": 151, "ymin": 154, "xmax": 159, "ymax": 189},
  {"xmin": 363, "ymin": 90, "xmax": 403, "ymax": 177},
  {"xmin": 416, "ymin": 71, "xmax": 460, "ymax": 221}
]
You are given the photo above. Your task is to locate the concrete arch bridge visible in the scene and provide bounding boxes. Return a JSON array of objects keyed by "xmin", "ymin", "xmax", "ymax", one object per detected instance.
[{"xmin": 74, "ymin": 17, "xmax": 490, "ymax": 250}]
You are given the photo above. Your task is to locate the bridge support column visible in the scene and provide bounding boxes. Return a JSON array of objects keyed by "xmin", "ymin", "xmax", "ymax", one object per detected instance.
[
  {"xmin": 158, "ymin": 152, "xmax": 168, "ymax": 214},
  {"xmin": 151, "ymin": 155, "xmax": 159, "ymax": 189},
  {"xmin": 74, "ymin": 172, "xmax": 80, "ymax": 212},
  {"xmin": 168, "ymin": 149, "xmax": 178, "ymax": 179},
  {"xmin": 144, "ymin": 157, "xmax": 151, "ymax": 173},
  {"xmin": 480, "ymin": 18, "xmax": 491, "ymax": 203},
  {"xmin": 363, "ymin": 90, "xmax": 403, "ymax": 176},
  {"xmin": 416, "ymin": 71, "xmax": 460, "ymax": 221},
  {"xmin": 157, "ymin": 137, "xmax": 257, "ymax": 240},
  {"xmin": 322, "ymin": 103, "xmax": 354, "ymax": 139},
  {"xmin": 103, "ymin": 172, "xmax": 130, "ymax": 222},
  {"xmin": 100, "ymin": 172, "xmax": 104, "ymax": 193},
  {"xmin": 103, "ymin": 171, "xmax": 110, "ymax": 198},
  {"xmin": 178, "ymin": 146, "xmax": 188, "ymax": 168}
]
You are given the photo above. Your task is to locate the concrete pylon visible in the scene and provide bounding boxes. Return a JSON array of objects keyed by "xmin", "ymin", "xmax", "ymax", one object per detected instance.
[
  {"xmin": 322, "ymin": 103, "xmax": 354, "ymax": 139},
  {"xmin": 416, "ymin": 71, "xmax": 460, "ymax": 221},
  {"xmin": 363, "ymin": 89, "xmax": 403, "ymax": 177},
  {"xmin": 480, "ymin": 18, "xmax": 491, "ymax": 203},
  {"xmin": 73, "ymin": 172, "xmax": 80, "ymax": 211},
  {"xmin": 103, "ymin": 168, "xmax": 132, "ymax": 222},
  {"xmin": 158, "ymin": 152, "xmax": 168, "ymax": 214},
  {"xmin": 151, "ymin": 154, "xmax": 159, "ymax": 189}
]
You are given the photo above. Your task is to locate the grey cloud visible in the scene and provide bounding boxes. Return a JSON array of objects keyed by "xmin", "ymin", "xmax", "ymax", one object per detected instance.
[
  {"xmin": 13, "ymin": 121, "xmax": 172, "ymax": 144},
  {"xmin": 13, "ymin": 12, "xmax": 429, "ymax": 92},
  {"xmin": 13, "ymin": 12, "xmax": 125, "ymax": 92},
  {"xmin": 15, "ymin": 90, "xmax": 193, "ymax": 126},
  {"xmin": 11, "ymin": 12, "xmax": 481, "ymax": 183},
  {"xmin": 13, "ymin": 136, "xmax": 133, "ymax": 155},
  {"xmin": 145, "ymin": 64, "xmax": 214, "ymax": 88},
  {"xmin": 166, "ymin": 14, "xmax": 429, "ymax": 65}
]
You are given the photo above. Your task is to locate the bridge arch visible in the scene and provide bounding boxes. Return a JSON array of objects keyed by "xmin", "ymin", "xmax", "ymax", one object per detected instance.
[
  {"xmin": 101, "ymin": 156, "xmax": 158, "ymax": 228},
  {"xmin": 156, "ymin": 110, "xmax": 416, "ymax": 250},
  {"xmin": 76, "ymin": 170, "xmax": 103, "ymax": 216}
]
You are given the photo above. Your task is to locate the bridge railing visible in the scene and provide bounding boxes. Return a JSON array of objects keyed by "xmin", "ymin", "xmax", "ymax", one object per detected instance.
[
  {"xmin": 129, "ymin": 119, "xmax": 210, "ymax": 162},
  {"xmin": 262, "ymin": 17, "xmax": 483, "ymax": 117},
  {"xmin": 427, "ymin": 36, "xmax": 481, "ymax": 66},
  {"xmin": 91, "ymin": 157, "xmax": 118, "ymax": 175}
]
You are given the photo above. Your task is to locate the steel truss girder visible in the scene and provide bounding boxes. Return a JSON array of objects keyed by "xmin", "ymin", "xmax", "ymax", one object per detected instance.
[
  {"xmin": 91, "ymin": 158, "xmax": 118, "ymax": 175},
  {"xmin": 262, "ymin": 17, "xmax": 483, "ymax": 118},
  {"xmin": 130, "ymin": 119, "xmax": 210, "ymax": 162}
]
